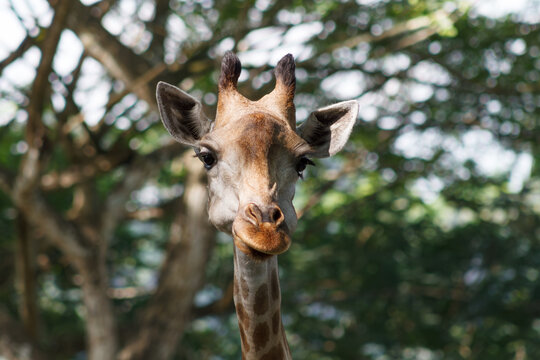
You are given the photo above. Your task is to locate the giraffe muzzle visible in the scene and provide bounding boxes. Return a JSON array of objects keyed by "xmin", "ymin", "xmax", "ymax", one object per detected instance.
[{"xmin": 232, "ymin": 203, "xmax": 291, "ymax": 257}]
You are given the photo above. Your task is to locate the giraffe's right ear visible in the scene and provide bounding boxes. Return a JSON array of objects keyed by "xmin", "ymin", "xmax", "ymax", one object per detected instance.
[{"xmin": 156, "ymin": 81, "xmax": 212, "ymax": 146}]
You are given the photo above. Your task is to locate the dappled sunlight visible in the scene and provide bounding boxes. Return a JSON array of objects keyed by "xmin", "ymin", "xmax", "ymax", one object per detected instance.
[
  {"xmin": 321, "ymin": 70, "xmax": 366, "ymax": 99},
  {"xmin": 0, "ymin": 0, "xmax": 539, "ymax": 358}
]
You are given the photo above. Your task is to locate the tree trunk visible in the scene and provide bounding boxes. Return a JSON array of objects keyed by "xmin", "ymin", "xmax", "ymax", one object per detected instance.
[
  {"xmin": 14, "ymin": 213, "xmax": 38, "ymax": 340},
  {"xmin": 118, "ymin": 155, "xmax": 215, "ymax": 360},
  {"xmin": 0, "ymin": 307, "xmax": 47, "ymax": 360},
  {"xmin": 79, "ymin": 255, "xmax": 118, "ymax": 360}
]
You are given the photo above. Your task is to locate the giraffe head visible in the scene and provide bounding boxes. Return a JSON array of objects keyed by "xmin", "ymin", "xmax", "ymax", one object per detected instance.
[{"xmin": 157, "ymin": 52, "xmax": 358, "ymax": 259}]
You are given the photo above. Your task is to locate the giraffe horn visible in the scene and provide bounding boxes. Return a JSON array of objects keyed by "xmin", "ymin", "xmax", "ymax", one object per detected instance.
[
  {"xmin": 274, "ymin": 54, "xmax": 296, "ymax": 100},
  {"xmin": 268, "ymin": 54, "xmax": 296, "ymax": 127},
  {"xmin": 215, "ymin": 52, "xmax": 245, "ymax": 127},
  {"xmin": 219, "ymin": 51, "xmax": 242, "ymax": 90}
]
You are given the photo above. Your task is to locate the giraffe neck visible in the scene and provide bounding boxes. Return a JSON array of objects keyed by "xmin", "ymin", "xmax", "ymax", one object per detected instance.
[{"xmin": 233, "ymin": 247, "xmax": 292, "ymax": 360}]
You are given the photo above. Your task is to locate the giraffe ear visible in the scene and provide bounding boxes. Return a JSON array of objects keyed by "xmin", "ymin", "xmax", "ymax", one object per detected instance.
[
  {"xmin": 156, "ymin": 81, "xmax": 212, "ymax": 146},
  {"xmin": 297, "ymin": 100, "xmax": 359, "ymax": 158}
]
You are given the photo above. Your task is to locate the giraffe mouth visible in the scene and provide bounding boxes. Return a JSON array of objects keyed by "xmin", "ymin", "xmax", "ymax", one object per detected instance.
[{"xmin": 232, "ymin": 221, "xmax": 291, "ymax": 258}]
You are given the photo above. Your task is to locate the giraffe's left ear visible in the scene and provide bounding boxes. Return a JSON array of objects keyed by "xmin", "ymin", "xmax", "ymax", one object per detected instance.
[
  {"xmin": 156, "ymin": 81, "xmax": 212, "ymax": 146},
  {"xmin": 297, "ymin": 100, "xmax": 359, "ymax": 158}
]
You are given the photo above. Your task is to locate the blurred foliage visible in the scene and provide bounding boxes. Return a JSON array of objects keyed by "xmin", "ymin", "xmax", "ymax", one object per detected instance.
[{"xmin": 0, "ymin": 0, "xmax": 539, "ymax": 359}]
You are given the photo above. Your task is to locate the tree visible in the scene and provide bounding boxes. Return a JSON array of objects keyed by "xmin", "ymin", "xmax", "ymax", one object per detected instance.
[{"xmin": 0, "ymin": 0, "xmax": 538, "ymax": 359}]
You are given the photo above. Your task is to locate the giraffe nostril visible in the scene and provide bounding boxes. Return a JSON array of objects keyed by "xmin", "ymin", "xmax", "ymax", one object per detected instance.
[
  {"xmin": 271, "ymin": 206, "xmax": 284, "ymax": 225},
  {"xmin": 243, "ymin": 203, "xmax": 284, "ymax": 226},
  {"xmin": 245, "ymin": 203, "xmax": 263, "ymax": 226}
]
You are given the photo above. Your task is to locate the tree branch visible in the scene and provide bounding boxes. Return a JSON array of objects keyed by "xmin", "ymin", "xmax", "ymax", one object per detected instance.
[
  {"xmin": 124, "ymin": 197, "xmax": 180, "ymax": 221},
  {"xmin": 0, "ymin": 34, "xmax": 35, "ymax": 74},
  {"xmin": 145, "ymin": 0, "xmax": 170, "ymax": 62},
  {"xmin": 66, "ymin": 1, "xmax": 154, "ymax": 105},
  {"xmin": 192, "ymin": 280, "xmax": 235, "ymax": 318},
  {"xmin": 40, "ymin": 150, "xmax": 133, "ymax": 191},
  {"xmin": 297, "ymin": 153, "xmax": 366, "ymax": 219},
  {"xmin": 14, "ymin": 213, "xmax": 38, "ymax": 340},
  {"xmin": 100, "ymin": 141, "xmax": 185, "ymax": 243},
  {"xmin": 12, "ymin": 0, "xmax": 89, "ymax": 261},
  {"xmin": 25, "ymin": 0, "xmax": 71, "ymax": 148},
  {"xmin": 332, "ymin": 7, "xmax": 463, "ymax": 52},
  {"xmin": 0, "ymin": 168, "xmax": 13, "ymax": 194},
  {"xmin": 14, "ymin": 0, "xmax": 71, "ymax": 202},
  {"xmin": 16, "ymin": 189, "xmax": 89, "ymax": 260}
]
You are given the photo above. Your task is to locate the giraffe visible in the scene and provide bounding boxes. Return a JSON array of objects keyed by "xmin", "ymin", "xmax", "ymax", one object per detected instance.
[{"xmin": 156, "ymin": 52, "xmax": 358, "ymax": 359}]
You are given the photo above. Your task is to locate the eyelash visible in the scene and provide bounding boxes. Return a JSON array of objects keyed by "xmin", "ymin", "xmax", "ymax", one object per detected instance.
[
  {"xmin": 195, "ymin": 149, "xmax": 217, "ymax": 170},
  {"xmin": 296, "ymin": 156, "xmax": 315, "ymax": 179},
  {"xmin": 194, "ymin": 149, "xmax": 314, "ymax": 176}
]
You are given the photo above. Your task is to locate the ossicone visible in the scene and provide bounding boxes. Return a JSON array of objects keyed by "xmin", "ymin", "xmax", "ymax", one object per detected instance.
[
  {"xmin": 274, "ymin": 53, "xmax": 296, "ymax": 91},
  {"xmin": 219, "ymin": 51, "xmax": 242, "ymax": 90}
]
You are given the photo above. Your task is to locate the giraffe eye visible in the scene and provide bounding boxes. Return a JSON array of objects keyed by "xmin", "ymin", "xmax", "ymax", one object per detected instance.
[
  {"xmin": 296, "ymin": 156, "xmax": 315, "ymax": 179},
  {"xmin": 198, "ymin": 151, "xmax": 216, "ymax": 169}
]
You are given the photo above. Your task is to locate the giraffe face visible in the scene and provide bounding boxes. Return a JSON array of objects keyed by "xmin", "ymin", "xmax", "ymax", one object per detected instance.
[
  {"xmin": 157, "ymin": 52, "xmax": 359, "ymax": 259},
  {"xmin": 199, "ymin": 112, "xmax": 310, "ymax": 258}
]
